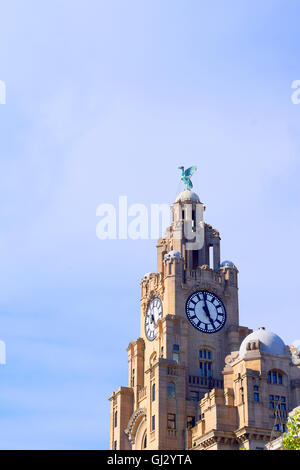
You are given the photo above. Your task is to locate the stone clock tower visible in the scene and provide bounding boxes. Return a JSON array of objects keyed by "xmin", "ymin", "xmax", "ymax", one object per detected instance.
[{"xmin": 109, "ymin": 187, "xmax": 252, "ymax": 450}]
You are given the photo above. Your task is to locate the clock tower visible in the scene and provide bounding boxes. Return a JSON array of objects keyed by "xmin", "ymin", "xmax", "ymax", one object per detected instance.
[{"xmin": 109, "ymin": 186, "xmax": 251, "ymax": 450}]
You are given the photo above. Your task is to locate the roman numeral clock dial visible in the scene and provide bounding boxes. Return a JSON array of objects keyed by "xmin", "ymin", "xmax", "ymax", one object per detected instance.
[
  {"xmin": 145, "ymin": 297, "xmax": 163, "ymax": 341},
  {"xmin": 186, "ymin": 290, "xmax": 226, "ymax": 333}
]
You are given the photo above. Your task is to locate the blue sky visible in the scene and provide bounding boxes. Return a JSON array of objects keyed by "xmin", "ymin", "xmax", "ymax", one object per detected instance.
[{"xmin": 0, "ymin": 0, "xmax": 300, "ymax": 449}]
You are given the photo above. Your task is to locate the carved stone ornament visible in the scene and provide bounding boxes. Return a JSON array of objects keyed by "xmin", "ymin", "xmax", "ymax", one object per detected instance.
[
  {"xmin": 125, "ymin": 408, "xmax": 147, "ymax": 444},
  {"xmin": 225, "ymin": 351, "xmax": 239, "ymax": 365},
  {"xmin": 292, "ymin": 349, "xmax": 300, "ymax": 366}
]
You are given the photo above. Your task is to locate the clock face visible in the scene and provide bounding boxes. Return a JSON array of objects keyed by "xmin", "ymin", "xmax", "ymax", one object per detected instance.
[
  {"xmin": 186, "ymin": 290, "xmax": 226, "ymax": 333},
  {"xmin": 145, "ymin": 297, "xmax": 163, "ymax": 341}
]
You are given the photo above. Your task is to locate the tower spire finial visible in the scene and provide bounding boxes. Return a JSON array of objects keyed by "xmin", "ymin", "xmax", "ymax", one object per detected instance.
[{"xmin": 178, "ymin": 166, "xmax": 197, "ymax": 190}]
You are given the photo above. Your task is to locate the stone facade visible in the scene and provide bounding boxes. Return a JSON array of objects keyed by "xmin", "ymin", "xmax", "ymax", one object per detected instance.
[{"xmin": 109, "ymin": 189, "xmax": 300, "ymax": 450}]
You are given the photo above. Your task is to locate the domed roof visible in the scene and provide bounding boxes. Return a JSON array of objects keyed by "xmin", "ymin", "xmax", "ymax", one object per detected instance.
[
  {"xmin": 239, "ymin": 327, "xmax": 288, "ymax": 358},
  {"xmin": 175, "ymin": 189, "xmax": 200, "ymax": 203},
  {"xmin": 220, "ymin": 260, "xmax": 236, "ymax": 268},
  {"xmin": 164, "ymin": 250, "xmax": 181, "ymax": 261}
]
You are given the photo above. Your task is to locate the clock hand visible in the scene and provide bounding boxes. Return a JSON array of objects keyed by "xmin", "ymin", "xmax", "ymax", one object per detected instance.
[
  {"xmin": 206, "ymin": 311, "xmax": 215, "ymax": 326},
  {"xmin": 203, "ymin": 294, "xmax": 210, "ymax": 312},
  {"xmin": 202, "ymin": 304, "xmax": 215, "ymax": 327},
  {"xmin": 202, "ymin": 306, "xmax": 209, "ymax": 318},
  {"xmin": 202, "ymin": 298, "xmax": 210, "ymax": 316}
]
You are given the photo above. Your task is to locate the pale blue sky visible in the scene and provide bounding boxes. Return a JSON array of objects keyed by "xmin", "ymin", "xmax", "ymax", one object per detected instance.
[{"xmin": 0, "ymin": 0, "xmax": 300, "ymax": 449}]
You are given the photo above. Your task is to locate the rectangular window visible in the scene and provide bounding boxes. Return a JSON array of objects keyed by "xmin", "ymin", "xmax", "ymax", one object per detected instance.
[
  {"xmin": 173, "ymin": 344, "xmax": 179, "ymax": 351},
  {"xmin": 278, "ymin": 373, "xmax": 283, "ymax": 384},
  {"xmin": 199, "ymin": 362, "xmax": 203, "ymax": 376},
  {"xmin": 167, "ymin": 382, "xmax": 176, "ymax": 398},
  {"xmin": 173, "ymin": 352, "xmax": 179, "ymax": 363},
  {"xmin": 207, "ymin": 362, "xmax": 212, "ymax": 377},
  {"xmin": 192, "ymin": 209, "xmax": 196, "ymax": 226},
  {"xmin": 192, "ymin": 250, "xmax": 198, "ymax": 268},
  {"xmin": 187, "ymin": 416, "xmax": 195, "ymax": 429},
  {"xmin": 270, "ymin": 395, "xmax": 286, "ymax": 410},
  {"xmin": 254, "ymin": 385, "xmax": 259, "ymax": 391},
  {"xmin": 152, "ymin": 384, "xmax": 155, "ymax": 402},
  {"xmin": 190, "ymin": 391, "xmax": 199, "ymax": 402},
  {"xmin": 254, "ymin": 393, "xmax": 259, "ymax": 402},
  {"xmin": 132, "ymin": 369, "xmax": 135, "ymax": 387},
  {"xmin": 272, "ymin": 371, "xmax": 277, "ymax": 384},
  {"xmin": 114, "ymin": 441, "xmax": 117, "ymax": 450},
  {"xmin": 152, "ymin": 415, "xmax": 155, "ymax": 431},
  {"xmin": 209, "ymin": 246, "xmax": 214, "ymax": 270},
  {"xmin": 199, "ymin": 349, "xmax": 212, "ymax": 359},
  {"xmin": 267, "ymin": 371, "xmax": 271, "ymax": 383},
  {"xmin": 280, "ymin": 396, "xmax": 286, "ymax": 410},
  {"xmin": 167, "ymin": 413, "xmax": 176, "ymax": 430}
]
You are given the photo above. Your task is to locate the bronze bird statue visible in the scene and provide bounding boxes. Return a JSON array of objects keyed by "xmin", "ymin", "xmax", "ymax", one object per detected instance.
[{"xmin": 178, "ymin": 166, "xmax": 197, "ymax": 190}]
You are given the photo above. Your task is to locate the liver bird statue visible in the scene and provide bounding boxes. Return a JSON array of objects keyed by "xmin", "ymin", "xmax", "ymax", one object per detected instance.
[{"xmin": 178, "ymin": 166, "xmax": 197, "ymax": 190}]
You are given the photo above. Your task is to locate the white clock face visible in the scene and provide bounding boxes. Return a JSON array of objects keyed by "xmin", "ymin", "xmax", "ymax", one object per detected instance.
[
  {"xmin": 186, "ymin": 290, "xmax": 226, "ymax": 333},
  {"xmin": 145, "ymin": 297, "xmax": 163, "ymax": 341}
]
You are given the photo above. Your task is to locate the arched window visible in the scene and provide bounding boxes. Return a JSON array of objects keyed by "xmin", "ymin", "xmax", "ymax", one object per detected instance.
[
  {"xmin": 142, "ymin": 432, "xmax": 147, "ymax": 449},
  {"xmin": 167, "ymin": 382, "xmax": 176, "ymax": 399},
  {"xmin": 152, "ymin": 415, "xmax": 155, "ymax": 431},
  {"xmin": 267, "ymin": 370, "xmax": 283, "ymax": 385},
  {"xmin": 114, "ymin": 411, "xmax": 117, "ymax": 428},
  {"xmin": 152, "ymin": 383, "xmax": 155, "ymax": 401},
  {"xmin": 149, "ymin": 352, "xmax": 157, "ymax": 368}
]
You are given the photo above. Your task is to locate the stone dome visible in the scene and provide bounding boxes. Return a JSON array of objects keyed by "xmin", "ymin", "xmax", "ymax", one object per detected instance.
[
  {"xmin": 220, "ymin": 260, "xmax": 236, "ymax": 268},
  {"xmin": 175, "ymin": 189, "xmax": 200, "ymax": 203},
  {"xmin": 239, "ymin": 327, "xmax": 288, "ymax": 358},
  {"xmin": 164, "ymin": 250, "xmax": 182, "ymax": 261}
]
